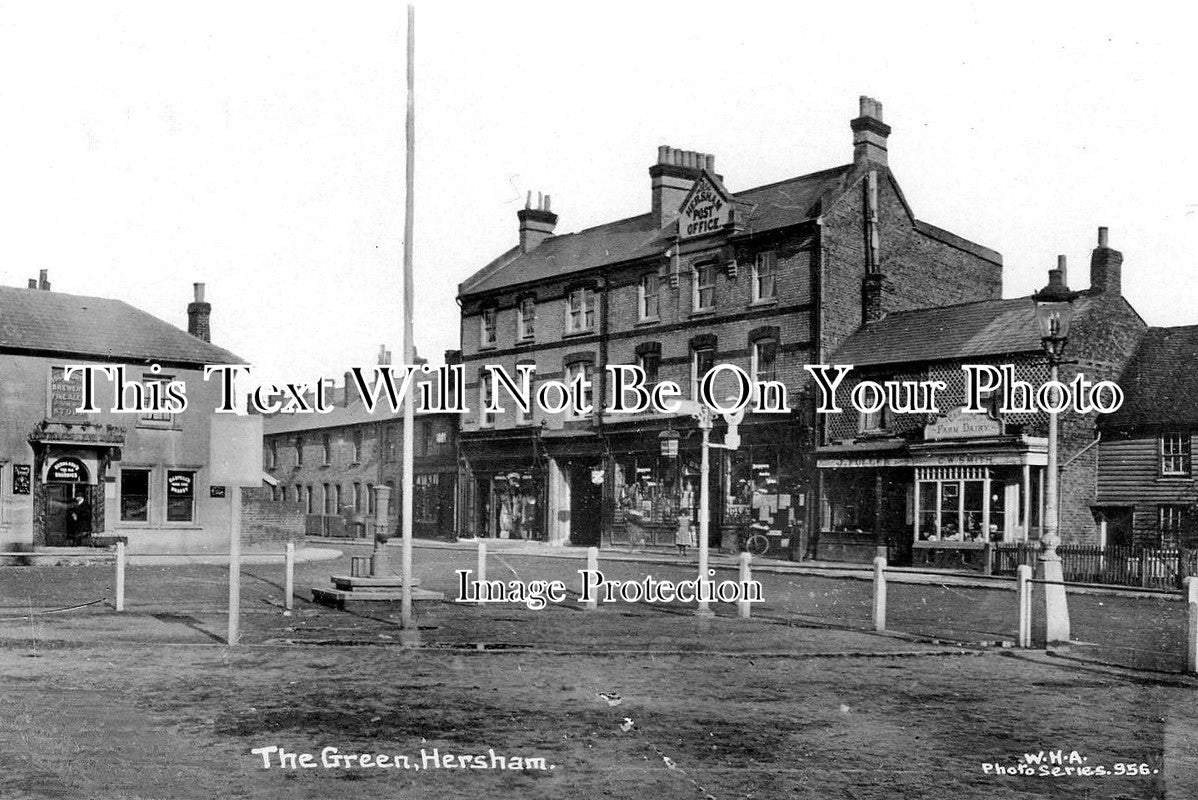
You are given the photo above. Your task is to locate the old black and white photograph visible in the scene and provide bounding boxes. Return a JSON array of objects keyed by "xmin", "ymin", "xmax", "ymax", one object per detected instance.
[{"xmin": 1, "ymin": 2, "xmax": 1196, "ymax": 798}]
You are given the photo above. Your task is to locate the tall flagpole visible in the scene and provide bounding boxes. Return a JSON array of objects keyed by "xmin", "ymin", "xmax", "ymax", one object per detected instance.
[{"xmin": 400, "ymin": 2, "xmax": 416, "ymax": 629}]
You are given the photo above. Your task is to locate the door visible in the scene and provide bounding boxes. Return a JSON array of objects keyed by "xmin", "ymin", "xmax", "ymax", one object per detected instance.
[
  {"xmin": 45, "ymin": 484, "xmax": 92, "ymax": 546},
  {"xmin": 475, "ymin": 477, "xmax": 492, "ymax": 538},
  {"xmin": 569, "ymin": 465, "xmax": 602, "ymax": 547}
]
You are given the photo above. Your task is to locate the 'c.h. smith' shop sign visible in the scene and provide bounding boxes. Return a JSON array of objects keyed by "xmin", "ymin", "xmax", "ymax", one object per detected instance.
[{"xmin": 679, "ymin": 172, "xmax": 734, "ymax": 239}]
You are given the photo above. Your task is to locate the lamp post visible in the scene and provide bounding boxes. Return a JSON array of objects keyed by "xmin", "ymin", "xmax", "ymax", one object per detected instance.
[{"xmin": 1031, "ymin": 258, "xmax": 1077, "ymax": 644}]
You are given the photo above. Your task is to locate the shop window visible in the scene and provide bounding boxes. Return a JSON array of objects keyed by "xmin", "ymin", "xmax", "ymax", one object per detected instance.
[
  {"xmin": 566, "ymin": 288, "xmax": 595, "ymax": 333},
  {"xmin": 517, "ymin": 297, "xmax": 536, "ymax": 341},
  {"xmin": 165, "ymin": 470, "xmax": 195, "ymax": 523},
  {"xmin": 1159, "ymin": 504, "xmax": 1189, "ymax": 548},
  {"xmin": 916, "ymin": 468, "xmax": 1006, "ymax": 542},
  {"xmin": 1160, "ymin": 433, "xmax": 1191, "ymax": 476},
  {"xmin": 121, "ymin": 469, "xmax": 150, "ymax": 522},
  {"xmin": 414, "ymin": 473, "xmax": 439, "ymax": 523},
  {"xmin": 692, "ymin": 262, "xmax": 716, "ymax": 312},
  {"xmin": 639, "ymin": 273, "xmax": 660, "ymax": 320},
  {"xmin": 480, "ymin": 307, "xmax": 498, "ymax": 347},
  {"xmin": 752, "ymin": 251, "xmax": 776, "ymax": 302}
]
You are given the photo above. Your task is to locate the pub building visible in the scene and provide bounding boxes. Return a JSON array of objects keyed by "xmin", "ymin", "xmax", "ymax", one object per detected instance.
[
  {"xmin": 455, "ymin": 97, "xmax": 1006, "ymax": 552},
  {"xmin": 0, "ymin": 277, "xmax": 265, "ymax": 555},
  {"xmin": 813, "ymin": 229, "xmax": 1146, "ymax": 565}
]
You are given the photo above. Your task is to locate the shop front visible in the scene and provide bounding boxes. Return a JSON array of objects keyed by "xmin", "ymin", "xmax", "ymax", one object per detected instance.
[
  {"xmin": 458, "ymin": 431, "xmax": 547, "ymax": 542},
  {"xmin": 816, "ymin": 411, "xmax": 1047, "ymax": 566}
]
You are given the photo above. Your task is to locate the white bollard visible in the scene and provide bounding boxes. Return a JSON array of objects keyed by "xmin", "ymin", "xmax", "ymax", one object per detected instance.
[
  {"xmin": 585, "ymin": 547, "xmax": 599, "ymax": 611},
  {"xmin": 115, "ymin": 541, "xmax": 126, "ymax": 612},
  {"xmin": 872, "ymin": 556, "xmax": 887, "ymax": 632},
  {"xmin": 284, "ymin": 542, "xmax": 295, "ymax": 611},
  {"xmin": 737, "ymin": 551, "xmax": 752, "ymax": 619},
  {"xmin": 1186, "ymin": 577, "xmax": 1198, "ymax": 674},
  {"xmin": 476, "ymin": 540, "xmax": 487, "ymax": 606},
  {"xmin": 1017, "ymin": 564, "xmax": 1033, "ymax": 648}
]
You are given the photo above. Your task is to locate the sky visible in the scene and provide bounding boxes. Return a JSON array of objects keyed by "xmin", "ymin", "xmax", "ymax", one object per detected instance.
[{"xmin": 1, "ymin": 2, "xmax": 1194, "ymax": 387}]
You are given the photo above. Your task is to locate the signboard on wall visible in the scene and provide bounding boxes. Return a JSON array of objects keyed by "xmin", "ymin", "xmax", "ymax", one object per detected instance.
[
  {"xmin": 47, "ymin": 457, "xmax": 88, "ymax": 483},
  {"xmin": 12, "ymin": 465, "xmax": 31, "ymax": 495},
  {"xmin": 678, "ymin": 172, "xmax": 733, "ymax": 239},
  {"xmin": 924, "ymin": 407, "xmax": 1003, "ymax": 441},
  {"xmin": 48, "ymin": 367, "xmax": 86, "ymax": 420}
]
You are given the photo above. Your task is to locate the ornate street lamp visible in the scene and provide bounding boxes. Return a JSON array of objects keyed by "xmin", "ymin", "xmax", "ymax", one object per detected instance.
[{"xmin": 1031, "ymin": 257, "xmax": 1078, "ymax": 644}]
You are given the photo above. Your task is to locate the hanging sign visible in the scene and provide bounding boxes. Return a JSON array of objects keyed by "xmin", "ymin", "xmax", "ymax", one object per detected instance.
[{"xmin": 47, "ymin": 457, "xmax": 87, "ymax": 483}]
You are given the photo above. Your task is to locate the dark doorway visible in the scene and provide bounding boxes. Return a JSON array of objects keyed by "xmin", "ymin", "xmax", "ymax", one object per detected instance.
[
  {"xmin": 569, "ymin": 464, "xmax": 602, "ymax": 547},
  {"xmin": 45, "ymin": 483, "xmax": 93, "ymax": 546},
  {"xmin": 475, "ymin": 476, "xmax": 492, "ymax": 538},
  {"xmin": 1099, "ymin": 506, "xmax": 1134, "ymax": 548}
]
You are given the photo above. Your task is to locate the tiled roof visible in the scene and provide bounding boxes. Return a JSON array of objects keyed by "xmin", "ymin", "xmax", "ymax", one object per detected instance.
[
  {"xmin": 833, "ymin": 295, "xmax": 1098, "ymax": 366},
  {"xmin": 460, "ymin": 165, "xmax": 854, "ymax": 296},
  {"xmin": 0, "ymin": 285, "xmax": 241, "ymax": 365},
  {"xmin": 1100, "ymin": 325, "xmax": 1198, "ymax": 430}
]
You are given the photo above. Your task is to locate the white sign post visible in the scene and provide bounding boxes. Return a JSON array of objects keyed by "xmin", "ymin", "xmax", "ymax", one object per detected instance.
[{"xmin": 209, "ymin": 414, "xmax": 265, "ymax": 646}]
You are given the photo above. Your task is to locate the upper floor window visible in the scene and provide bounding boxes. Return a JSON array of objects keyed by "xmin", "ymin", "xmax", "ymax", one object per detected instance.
[
  {"xmin": 751, "ymin": 338, "xmax": 778, "ymax": 384},
  {"xmin": 480, "ymin": 307, "xmax": 498, "ymax": 347},
  {"xmin": 480, "ymin": 378, "xmax": 495, "ymax": 428},
  {"xmin": 517, "ymin": 297, "xmax": 536, "ymax": 341},
  {"xmin": 351, "ymin": 429, "xmax": 362, "ymax": 463},
  {"xmin": 693, "ymin": 262, "xmax": 717, "ymax": 312},
  {"xmin": 753, "ymin": 251, "xmax": 777, "ymax": 302},
  {"xmin": 1160, "ymin": 433, "xmax": 1191, "ymax": 476},
  {"xmin": 565, "ymin": 360, "xmax": 595, "ymax": 419},
  {"xmin": 567, "ymin": 288, "xmax": 595, "ymax": 333},
  {"xmin": 294, "ymin": 436, "xmax": 304, "ymax": 467},
  {"xmin": 859, "ymin": 406, "xmax": 887, "ymax": 434},
  {"xmin": 637, "ymin": 350, "xmax": 661, "ymax": 385},
  {"xmin": 322, "ymin": 433, "xmax": 332, "ymax": 465},
  {"xmin": 638, "ymin": 273, "xmax": 660, "ymax": 320},
  {"xmin": 267, "ymin": 440, "xmax": 278, "ymax": 469},
  {"xmin": 140, "ymin": 373, "xmax": 176, "ymax": 424},
  {"xmin": 691, "ymin": 346, "xmax": 715, "ymax": 399}
]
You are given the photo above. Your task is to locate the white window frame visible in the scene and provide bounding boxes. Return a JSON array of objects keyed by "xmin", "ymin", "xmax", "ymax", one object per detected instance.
[
  {"xmin": 479, "ymin": 378, "xmax": 495, "ymax": 428},
  {"xmin": 691, "ymin": 347, "xmax": 715, "ymax": 399},
  {"xmin": 517, "ymin": 297, "xmax": 536, "ymax": 341},
  {"xmin": 566, "ymin": 288, "xmax": 595, "ymax": 333},
  {"xmin": 565, "ymin": 361, "xmax": 594, "ymax": 419},
  {"xmin": 692, "ymin": 262, "xmax": 716, "ymax": 312},
  {"xmin": 638, "ymin": 273, "xmax": 659, "ymax": 321},
  {"xmin": 480, "ymin": 307, "xmax": 498, "ymax": 347},
  {"xmin": 1160, "ymin": 432, "xmax": 1191, "ymax": 476},
  {"xmin": 1159, "ymin": 504, "xmax": 1188, "ymax": 547},
  {"xmin": 752, "ymin": 251, "xmax": 777, "ymax": 302}
]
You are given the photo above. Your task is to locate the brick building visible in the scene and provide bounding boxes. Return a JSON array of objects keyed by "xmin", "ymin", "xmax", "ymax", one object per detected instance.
[
  {"xmin": 0, "ymin": 276, "xmax": 269, "ymax": 554},
  {"xmin": 1096, "ymin": 324, "xmax": 1198, "ymax": 549},
  {"xmin": 261, "ymin": 350, "xmax": 460, "ymax": 541},
  {"xmin": 816, "ymin": 229, "xmax": 1145, "ymax": 563},
  {"xmin": 455, "ymin": 97, "xmax": 1004, "ymax": 551}
]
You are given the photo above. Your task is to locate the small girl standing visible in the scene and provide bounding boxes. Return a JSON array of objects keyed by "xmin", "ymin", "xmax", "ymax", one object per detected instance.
[{"xmin": 675, "ymin": 513, "xmax": 696, "ymax": 556}]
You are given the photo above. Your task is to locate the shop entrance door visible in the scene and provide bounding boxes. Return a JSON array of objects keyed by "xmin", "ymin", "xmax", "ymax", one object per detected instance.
[
  {"xmin": 570, "ymin": 466, "xmax": 602, "ymax": 547},
  {"xmin": 45, "ymin": 484, "xmax": 93, "ymax": 546},
  {"xmin": 475, "ymin": 477, "xmax": 492, "ymax": 538}
]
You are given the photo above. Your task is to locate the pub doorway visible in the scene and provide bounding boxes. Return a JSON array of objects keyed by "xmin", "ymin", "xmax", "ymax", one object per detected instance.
[{"xmin": 45, "ymin": 483, "xmax": 94, "ymax": 546}]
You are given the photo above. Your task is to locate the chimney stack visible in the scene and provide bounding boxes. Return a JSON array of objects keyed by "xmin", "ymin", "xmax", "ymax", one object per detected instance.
[
  {"xmin": 851, "ymin": 96, "xmax": 891, "ymax": 167},
  {"xmin": 1089, "ymin": 226, "xmax": 1123, "ymax": 295},
  {"xmin": 377, "ymin": 344, "xmax": 392, "ymax": 366},
  {"xmin": 27, "ymin": 279, "xmax": 37, "ymax": 289},
  {"xmin": 650, "ymin": 146, "xmax": 713, "ymax": 227},
  {"xmin": 517, "ymin": 191, "xmax": 558, "ymax": 253},
  {"xmin": 187, "ymin": 282, "xmax": 211, "ymax": 342},
  {"xmin": 28, "ymin": 270, "xmax": 51, "ymax": 290}
]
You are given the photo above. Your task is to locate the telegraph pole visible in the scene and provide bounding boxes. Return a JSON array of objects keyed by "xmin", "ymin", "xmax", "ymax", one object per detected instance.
[{"xmin": 400, "ymin": 2, "xmax": 416, "ymax": 629}]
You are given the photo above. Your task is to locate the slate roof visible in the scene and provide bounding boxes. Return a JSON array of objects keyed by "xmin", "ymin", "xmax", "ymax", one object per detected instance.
[
  {"xmin": 1100, "ymin": 325, "xmax": 1198, "ymax": 430},
  {"xmin": 460, "ymin": 165, "xmax": 854, "ymax": 296},
  {"xmin": 832, "ymin": 295, "xmax": 1098, "ymax": 366},
  {"xmin": 0, "ymin": 285, "xmax": 241, "ymax": 365}
]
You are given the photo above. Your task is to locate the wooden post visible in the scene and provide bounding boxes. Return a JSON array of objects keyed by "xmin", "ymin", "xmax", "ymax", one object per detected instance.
[
  {"xmin": 872, "ymin": 556, "xmax": 886, "ymax": 632},
  {"xmin": 1017, "ymin": 564, "xmax": 1032, "ymax": 648},
  {"xmin": 228, "ymin": 487, "xmax": 241, "ymax": 646},
  {"xmin": 284, "ymin": 542, "xmax": 295, "ymax": 611},
  {"xmin": 584, "ymin": 547, "xmax": 598, "ymax": 611},
  {"xmin": 737, "ymin": 551, "xmax": 751, "ymax": 619},
  {"xmin": 476, "ymin": 539, "xmax": 487, "ymax": 606},
  {"xmin": 114, "ymin": 540, "xmax": 126, "ymax": 612},
  {"xmin": 1183, "ymin": 576, "xmax": 1198, "ymax": 673}
]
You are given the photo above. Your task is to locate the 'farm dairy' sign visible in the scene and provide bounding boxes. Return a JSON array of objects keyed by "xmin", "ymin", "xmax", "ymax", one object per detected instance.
[
  {"xmin": 924, "ymin": 406, "xmax": 1003, "ymax": 441},
  {"xmin": 679, "ymin": 173, "xmax": 733, "ymax": 239}
]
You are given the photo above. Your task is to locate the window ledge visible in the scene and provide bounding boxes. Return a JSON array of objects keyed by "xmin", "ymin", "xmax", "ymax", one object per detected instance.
[
  {"xmin": 689, "ymin": 308, "xmax": 716, "ymax": 318},
  {"xmin": 562, "ymin": 328, "xmax": 595, "ymax": 338},
  {"xmin": 635, "ymin": 317, "xmax": 661, "ymax": 326},
  {"xmin": 748, "ymin": 298, "xmax": 778, "ymax": 308}
]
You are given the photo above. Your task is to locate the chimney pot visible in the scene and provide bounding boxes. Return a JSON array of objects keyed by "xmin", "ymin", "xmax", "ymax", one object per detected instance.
[
  {"xmin": 657, "ymin": 145, "xmax": 670, "ymax": 164},
  {"xmin": 187, "ymin": 282, "xmax": 212, "ymax": 342},
  {"xmin": 1089, "ymin": 226, "xmax": 1123, "ymax": 295}
]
